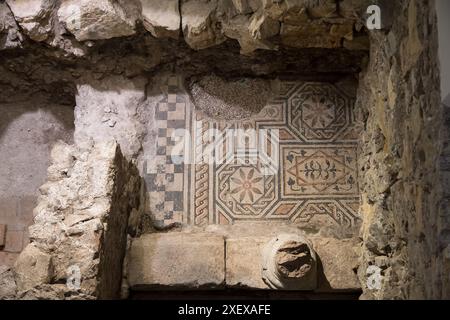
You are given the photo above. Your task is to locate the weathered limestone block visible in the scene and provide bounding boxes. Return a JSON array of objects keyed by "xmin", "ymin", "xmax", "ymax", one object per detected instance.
[
  {"xmin": 0, "ymin": 1, "xmax": 23, "ymax": 49},
  {"xmin": 232, "ymin": 0, "xmax": 253, "ymax": 14},
  {"xmin": 2, "ymin": 0, "xmax": 366, "ymax": 54},
  {"xmin": 262, "ymin": 234, "xmax": 317, "ymax": 290},
  {"xmin": 262, "ymin": 0, "xmax": 286, "ymax": 21},
  {"xmin": 14, "ymin": 244, "xmax": 53, "ymax": 293},
  {"xmin": 127, "ymin": 233, "xmax": 225, "ymax": 289},
  {"xmin": 46, "ymin": 140, "xmax": 76, "ymax": 182},
  {"xmin": 141, "ymin": 0, "xmax": 180, "ymax": 39},
  {"xmin": 248, "ymin": 11, "xmax": 280, "ymax": 40},
  {"xmin": 312, "ymin": 238, "xmax": 360, "ymax": 291},
  {"xmin": 181, "ymin": 0, "xmax": 226, "ymax": 50},
  {"xmin": 18, "ymin": 284, "xmax": 67, "ymax": 300},
  {"xmin": 0, "ymin": 266, "xmax": 17, "ymax": 299},
  {"xmin": 57, "ymin": 0, "xmax": 140, "ymax": 41},
  {"xmin": 5, "ymin": 0, "xmax": 54, "ymax": 41},
  {"xmin": 180, "ymin": 0, "xmax": 360, "ymax": 53},
  {"xmin": 226, "ymin": 237, "xmax": 269, "ymax": 289},
  {"xmin": 312, "ymin": 0, "xmax": 337, "ymax": 17}
]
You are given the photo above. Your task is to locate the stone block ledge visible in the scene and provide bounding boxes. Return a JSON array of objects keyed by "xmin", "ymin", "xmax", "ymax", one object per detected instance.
[{"xmin": 126, "ymin": 232, "xmax": 361, "ymax": 292}]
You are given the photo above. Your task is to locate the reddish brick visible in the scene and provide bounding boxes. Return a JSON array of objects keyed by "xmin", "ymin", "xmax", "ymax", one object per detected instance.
[
  {"xmin": 0, "ymin": 224, "xmax": 6, "ymax": 249},
  {"xmin": 0, "ymin": 197, "xmax": 19, "ymax": 225},
  {"xmin": 0, "ymin": 251, "xmax": 20, "ymax": 267},
  {"xmin": 18, "ymin": 196, "xmax": 37, "ymax": 226},
  {"xmin": 4, "ymin": 230, "xmax": 24, "ymax": 253},
  {"xmin": 4, "ymin": 224, "xmax": 25, "ymax": 232}
]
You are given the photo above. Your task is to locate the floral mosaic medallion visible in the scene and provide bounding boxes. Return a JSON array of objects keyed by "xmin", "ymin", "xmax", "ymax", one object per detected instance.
[
  {"xmin": 216, "ymin": 164, "xmax": 277, "ymax": 218},
  {"xmin": 145, "ymin": 76, "xmax": 361, "ymax": 229}
]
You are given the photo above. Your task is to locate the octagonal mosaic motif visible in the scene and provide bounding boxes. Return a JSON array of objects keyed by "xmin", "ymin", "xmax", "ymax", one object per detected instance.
[
  {"xmin": 288, "ymin": 83, "xmax": 351, "ymax": 142},
  {"xmin": 216, "ymin": 164, "xmax": 277, "ymax": 218}
]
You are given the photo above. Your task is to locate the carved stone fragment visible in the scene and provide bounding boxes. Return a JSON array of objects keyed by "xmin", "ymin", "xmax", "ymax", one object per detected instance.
[{"xmin": 262, "ymin": 233, "xmax": 317, "ymax": 290}]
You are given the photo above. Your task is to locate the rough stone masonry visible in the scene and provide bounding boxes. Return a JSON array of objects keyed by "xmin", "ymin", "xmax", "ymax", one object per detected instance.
[
  {"xmin": 1, "ymin": 140, "xmax": 142, "ymax": 299},
  {"xmin": 356, "ymin": 0, "xmax": 449, "ymax": 300}
]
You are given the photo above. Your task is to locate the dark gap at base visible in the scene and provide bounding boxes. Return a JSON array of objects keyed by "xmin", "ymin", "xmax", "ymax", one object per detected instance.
[{"xmin": 129, "ymin": 290, "xmax": 362, "ymax": 300}]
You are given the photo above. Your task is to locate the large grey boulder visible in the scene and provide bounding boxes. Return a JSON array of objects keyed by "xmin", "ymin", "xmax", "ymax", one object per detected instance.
[
  {"xmin": 0, "ymin": 266, "xmax": 17, "ymax": 299},
  {"xmin": 181, "ymin": 0, "xmax": 226, "ymax": 50},
  {"xmin": 180, "ymin": 0, "xmax": 363, "ymax": 54},
  {"xmin": 57, "ymin": 0, "xmax": 140, "ymax": 41}
]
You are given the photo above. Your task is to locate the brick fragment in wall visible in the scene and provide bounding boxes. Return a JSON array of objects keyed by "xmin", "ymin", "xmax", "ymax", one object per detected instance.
[
  {"xmin": 17, "ymin": 196, "xmax": 36, "ymax": 226},
  {"xmin": 0, "ymin": 198, "xmax": 17, "ymax": 224},
  {"xmin": 0, "ymin": 197, "xmax": 36, "ymax": 228},
  {"xmin": 0, "ymin": 252, "xmax": 19, "ymax": 268},
  {"xmin": 0, "ymin": 140, "xmax": 143, "ymax": 300},
  {"xmin": 0, "ymin": 224, "xmax": 6, "ymax": 249},
  {"xmin": 0, "ymin": 265, "xmax": 17, "ymax": 299}
]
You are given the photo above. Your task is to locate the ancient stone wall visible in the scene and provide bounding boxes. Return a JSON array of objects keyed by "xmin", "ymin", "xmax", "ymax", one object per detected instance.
[
  {"xmin": 0, "ymin": 141, "xmax": 142, "ymax": 299},
  {"xmin": 356, "ymin": 0, "xmax": 449, "ymax": 299},
  {"xmin": 0, "ymin": 0, "xmax": 370, "ymax": 55}
]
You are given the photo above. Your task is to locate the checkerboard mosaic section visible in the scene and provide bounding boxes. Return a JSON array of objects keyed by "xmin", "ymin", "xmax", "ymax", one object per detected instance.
[{"xmin": 144, "ymin": 76, "xmax": 189, "ymax": 226}]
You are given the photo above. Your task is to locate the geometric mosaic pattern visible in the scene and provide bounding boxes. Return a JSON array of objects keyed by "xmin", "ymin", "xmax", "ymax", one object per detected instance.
[
  {"xmin": 288, "ymin": 83, "xmax": 351, "ymax": 142},
  {"xmin": 282, "ymin": 146, "xmax": 358, "ymax": 196},
  {"xmin": 144, "ymin": 76, "xmax": 361, "ymax": 229},
  {"xmin": 144, "ymin": 76, "xmax": 190, "ymax": 225}
]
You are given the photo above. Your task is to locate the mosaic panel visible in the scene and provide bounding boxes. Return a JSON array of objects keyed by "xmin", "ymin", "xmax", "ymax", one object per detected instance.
[
  {"xmin": 282, "ymin": 146, "xmax": 358, "ymax": 197},
  {"xmin": 144, "ymin": 76, "xmax": 190, "ymax": 226},
  {"xmin": 144, "ymin": 78, "xmax": 361, "ymax": 228}
]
